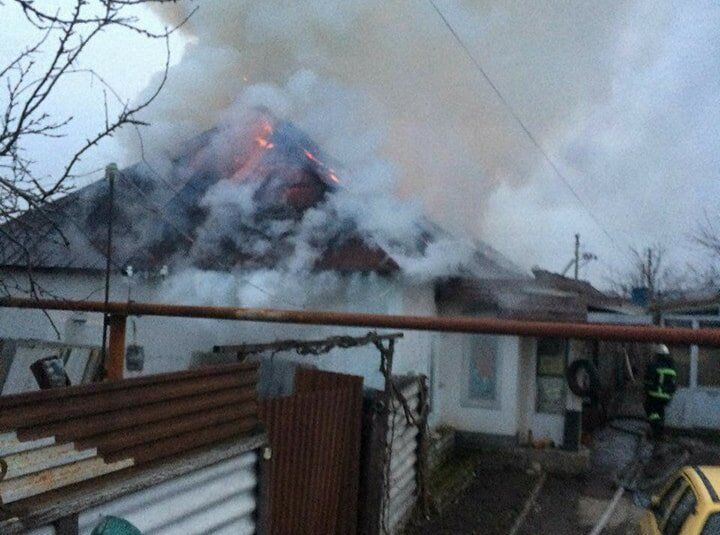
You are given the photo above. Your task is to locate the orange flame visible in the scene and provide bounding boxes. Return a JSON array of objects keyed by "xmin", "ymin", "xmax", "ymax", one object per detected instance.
[
  {"xmin": 304, "ymin": 150, "xmax": 341, "ymax": 184},
  {"xmin": 232, "ymin": 118, "xmax": 275, "ymax": 181},
  {"xmin": 255, "ymin": 121, "xmax": 274, "ymax": 150}
]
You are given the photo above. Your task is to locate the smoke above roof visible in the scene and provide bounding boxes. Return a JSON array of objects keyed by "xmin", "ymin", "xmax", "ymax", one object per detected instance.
[{"xmin": 118, "ymin": 2, "xmax": 720, "ymax": 289}]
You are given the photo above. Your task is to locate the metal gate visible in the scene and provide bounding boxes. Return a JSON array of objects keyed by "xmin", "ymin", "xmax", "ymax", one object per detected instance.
[{"xmin": 259, "ymin": 368, "xmax": 363, "ymax": 535}]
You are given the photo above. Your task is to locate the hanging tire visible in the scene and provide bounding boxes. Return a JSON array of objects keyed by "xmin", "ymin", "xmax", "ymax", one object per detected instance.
[{"xmin": 566, "ymin": 359, "xmax": 600, "ymax": 398}]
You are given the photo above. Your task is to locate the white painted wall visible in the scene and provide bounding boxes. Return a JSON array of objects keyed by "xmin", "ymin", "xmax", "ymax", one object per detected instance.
[
  {"xmin": 434, "ymin": 333, "xmax": 522, "ymax": 438},
  {"xmin": 0, "ymin": 270, "xmax": 436, "ymax": 392}
]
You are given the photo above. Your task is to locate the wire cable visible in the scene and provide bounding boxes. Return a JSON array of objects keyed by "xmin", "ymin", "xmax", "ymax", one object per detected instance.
[{"xmin": 427, "ymin": 0, "xmax": 629, "ymax": 257}]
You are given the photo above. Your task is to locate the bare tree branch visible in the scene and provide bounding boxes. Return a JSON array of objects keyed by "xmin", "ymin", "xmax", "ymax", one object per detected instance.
[
  {"xmin": 606, "ymin": 243, "xmax": 691, "ymax": 303},
  {"xmin": 0, "ymin": 0, "xmax": 194, "ymax": 324}
]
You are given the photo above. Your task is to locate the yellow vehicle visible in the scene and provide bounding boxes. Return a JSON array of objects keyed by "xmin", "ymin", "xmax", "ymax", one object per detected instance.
[{"xmin": 639, "ymin": 466, "xmax": 720, "ymax": 534}]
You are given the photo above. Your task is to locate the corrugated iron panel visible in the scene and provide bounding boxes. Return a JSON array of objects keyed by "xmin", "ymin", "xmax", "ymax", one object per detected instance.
[
  {"xmin": 77, "ymin": 451, "xmax": 258, "ymax": 535},
  {"xmin": 382, "ymin": 376, "xmax": 424, "ymax": 535},
  {"xmin": 260, "ymin": 368, "xmax": 363, "ymax": 535},
  {"xmin": 0, "ymin": 362, "xmax": 259, "ymax": 505}
]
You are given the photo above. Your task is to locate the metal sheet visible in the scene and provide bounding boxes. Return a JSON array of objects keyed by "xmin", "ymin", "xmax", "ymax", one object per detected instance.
[
  {"xmin": 0, "ymin": 432, "xmax": 55, "ymax": 456},
  {"xmin": 382, "ymin": 377, "xmax": 424, "ymax": 534},
  {"xmin": 77, "ymin": 451, "xmax": 258, "ymax": 535},
  {"xmin": 260, "ymin": 368, "xmax": 363, "ymax": 535},
  {"xmin": 1, "ymin": 456, "xmax": 134, "ymax": 503},
  {"xmin": 2, "ymin": 442, "xmax": 97, "ymax": 479},
  {"xmin": 0, "ymin": 363, "xmax": 260, "ymax": 506}
]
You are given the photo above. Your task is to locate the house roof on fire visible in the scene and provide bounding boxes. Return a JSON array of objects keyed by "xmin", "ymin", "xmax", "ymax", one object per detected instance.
[{"xmin": 0, "ymin": 118, "xmax": 524, "ymax": 281}]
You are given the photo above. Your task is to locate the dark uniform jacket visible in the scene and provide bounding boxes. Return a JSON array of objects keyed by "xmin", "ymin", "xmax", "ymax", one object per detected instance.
[{"xmin": 643, "ymin": 355, "xmax": 677, "ymax": 402}]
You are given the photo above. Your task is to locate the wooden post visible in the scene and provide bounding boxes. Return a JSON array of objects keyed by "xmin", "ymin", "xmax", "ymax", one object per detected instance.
[{"xmin": 106, "ymin": 314, "xmax": 127, "ymax": 380}]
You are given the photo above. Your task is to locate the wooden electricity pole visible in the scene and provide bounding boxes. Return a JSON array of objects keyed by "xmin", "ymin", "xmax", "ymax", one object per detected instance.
[{"xmin": 574, "ymin": 234, "xmax": 580, "ymax": 280}]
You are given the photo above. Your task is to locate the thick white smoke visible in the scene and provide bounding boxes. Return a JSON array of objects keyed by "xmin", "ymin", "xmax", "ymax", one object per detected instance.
[{"xmin": 124, "ymin": 1, "xmax": 720, "ymax": 290}]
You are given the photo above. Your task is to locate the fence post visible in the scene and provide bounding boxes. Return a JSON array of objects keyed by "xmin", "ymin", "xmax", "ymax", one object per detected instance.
[{"xmin": 106, "ymin": 314, "xmax": 127, "ymax": 380}]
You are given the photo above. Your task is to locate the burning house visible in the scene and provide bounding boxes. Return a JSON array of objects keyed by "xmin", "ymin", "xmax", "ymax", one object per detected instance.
[{"xmin": 0, "ymin": 110, "xmax": 592, "ymax": 449}]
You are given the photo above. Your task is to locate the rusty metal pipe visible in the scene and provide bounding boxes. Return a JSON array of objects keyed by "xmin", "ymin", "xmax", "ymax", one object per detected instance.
[{"xmin": 2, "ymin": 297, "xmax": 720, "ymax": 346}]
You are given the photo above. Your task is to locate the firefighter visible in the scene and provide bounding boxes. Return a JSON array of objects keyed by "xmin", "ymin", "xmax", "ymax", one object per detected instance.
[{"xmin": 643, "ymin": 344, "xmax": 677, "ymax": 439}]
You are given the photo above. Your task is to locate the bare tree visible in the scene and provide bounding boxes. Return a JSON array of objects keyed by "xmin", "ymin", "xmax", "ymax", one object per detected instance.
[
  {"xmin": 691, "ymin": 211, "xmax": 720, "ymax": 287},
  {"xmin": 0, "ymin": 0, "xmax": 194, "ymax": 300},
  {"xmin": 608, "ymin": 244, "xmax": 688, "ymax": 302}
]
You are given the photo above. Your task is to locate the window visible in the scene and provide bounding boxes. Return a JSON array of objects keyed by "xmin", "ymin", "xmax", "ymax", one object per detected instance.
[
  {"xmin": 702, "ymin": 513, "xmax": 720, "ymax": 535},
  {"xmin": 663, "ymin": 487, "xmax": 696, "ymax": 535},
  {"xmin": 699, "ymin": 321, "xmax": 720, "ymax": 387},
  {"xmin": 536, "ymin": 337, "xmax": 565, "ymax": 414},
  {"xmin": 465, "ymin": 336, "xmax": 499, "ymax": 408}
]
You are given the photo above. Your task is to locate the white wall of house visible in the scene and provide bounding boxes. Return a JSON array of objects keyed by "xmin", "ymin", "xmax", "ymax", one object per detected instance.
[
  {"xmin": 0, "ymin": 269, "xmax": 436, "ymax": 393},
  {"xmin": 433, "ymin": 333, "xmax": 523, "ymax": 438},
  {"xmin": 2, "ymin": 269, "xmax": 564, "ymax": 443},
  {"xmin": 433, "ymin": 332, "xmax": 568, "ymax": 446}
]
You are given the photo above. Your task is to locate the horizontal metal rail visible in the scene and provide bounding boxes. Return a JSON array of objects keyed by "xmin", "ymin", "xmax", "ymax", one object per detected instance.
[{"xmin": 2, "ymin": 297, "xmax": 720, "ymax": 346}]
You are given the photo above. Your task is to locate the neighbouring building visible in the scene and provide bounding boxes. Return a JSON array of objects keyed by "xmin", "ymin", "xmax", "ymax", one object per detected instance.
[{"xmin": 656, "ymin": 294, "xmax": 720, "ymax": 430}]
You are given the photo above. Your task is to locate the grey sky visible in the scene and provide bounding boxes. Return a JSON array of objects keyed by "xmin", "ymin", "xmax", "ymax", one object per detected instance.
[{"xmin": 2, "ymin": 1, "xmax": 718, "ymax": 290}]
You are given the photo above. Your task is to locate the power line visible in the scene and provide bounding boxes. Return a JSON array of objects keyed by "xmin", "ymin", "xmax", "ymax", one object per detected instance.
[{"xmin": 426, "ymin": 0, "xmax": 629, "ymax": 258}]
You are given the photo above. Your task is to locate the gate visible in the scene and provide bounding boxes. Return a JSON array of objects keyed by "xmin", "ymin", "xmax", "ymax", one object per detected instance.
[{"xmin": 259, "ymin": 368, "xmax": 363, "ymax": 534}]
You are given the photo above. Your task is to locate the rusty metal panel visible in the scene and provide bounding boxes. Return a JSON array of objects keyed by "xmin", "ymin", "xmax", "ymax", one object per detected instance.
[
  {"xmin": 260, "ymin": 368, "xmax": 363, "ymax": 535},
  {"xmin": 0, "ymin": 363, "xmax": 260, "ymax": 505}
]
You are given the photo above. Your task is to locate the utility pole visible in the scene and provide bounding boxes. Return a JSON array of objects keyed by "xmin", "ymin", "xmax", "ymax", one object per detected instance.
[
  {"xmin": 647, "ymin": 247, "xmax": 653, "ymax": 299},
  {"xmin": 574, "ymin": 234, "xmax": 580, "ymax": 280},
  {"xmin": 100, "ymin": 164, "xmax": 117, "ymax": 378}
]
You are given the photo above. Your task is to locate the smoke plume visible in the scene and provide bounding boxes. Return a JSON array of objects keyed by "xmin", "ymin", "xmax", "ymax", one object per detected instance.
[{"xmin": 124, "ymin": 1, "xmax": 720, "ymax": 288}]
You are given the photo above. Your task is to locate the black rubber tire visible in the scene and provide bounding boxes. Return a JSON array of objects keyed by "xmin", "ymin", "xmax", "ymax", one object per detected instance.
[{"xmin": 566, "ymin": 359, "xmax": 600, "ymax": 398}]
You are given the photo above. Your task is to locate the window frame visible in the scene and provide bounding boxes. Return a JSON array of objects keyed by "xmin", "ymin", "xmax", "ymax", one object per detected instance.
[{"xmin": 535, "ymin": 337, "xmax": 566, "ymax": 414}]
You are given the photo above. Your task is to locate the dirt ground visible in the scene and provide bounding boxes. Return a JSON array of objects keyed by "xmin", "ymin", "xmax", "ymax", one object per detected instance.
[
  {"xmin": 410, "ymin": 466, "xmax": 537, "ymax": 534},
  {"xmin": 407, "ymin": 423, "xmax": 720, "ymax": 535}
]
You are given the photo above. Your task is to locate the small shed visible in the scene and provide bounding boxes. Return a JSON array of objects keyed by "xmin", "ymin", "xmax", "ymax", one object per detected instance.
[{"xmin": 0, "ymin": 363, "xmax": 266, "ymax": 534}]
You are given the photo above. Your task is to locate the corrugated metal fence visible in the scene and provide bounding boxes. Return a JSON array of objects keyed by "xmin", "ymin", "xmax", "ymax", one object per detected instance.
[
  {"xmin": 359, "ymin": 375, "xmax": 428, "ymax": 535},
  {"xmin": 383, "ymin": 377, "xmax": 426, "ymax": 533},
  {"xmin": 77, "ymin": 451, "xmax": 258, "ymax": 535},
  {"xmin": 0, "ymin": 363, "xmax": 264, "ymax": 535},
  {"xmin": 259, "ymin": 368, "xmax": 363, "ymax": 535}
]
